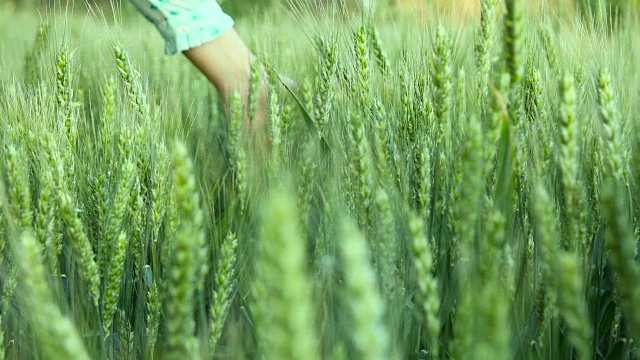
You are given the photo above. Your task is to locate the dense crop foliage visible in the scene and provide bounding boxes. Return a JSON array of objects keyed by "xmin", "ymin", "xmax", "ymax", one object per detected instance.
[{"xmin": 1, "ymin": 1, "xmax": 640, "ymax": 359}]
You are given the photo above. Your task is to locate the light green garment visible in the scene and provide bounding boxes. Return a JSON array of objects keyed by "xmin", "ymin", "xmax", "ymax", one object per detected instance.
[{"xmin": 129, "ymin": 0, "xmax": 234, "ymax": 55}]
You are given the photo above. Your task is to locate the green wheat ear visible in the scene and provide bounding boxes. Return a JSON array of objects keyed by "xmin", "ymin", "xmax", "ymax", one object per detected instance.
[
  {"xmin": 297, "ymin": 141, "xmax": 316, "ymax": 233},
  {"xmin": 348, "ymin": 111, "xmax": 373, "ymax": 231},
  {"xmin": 314, "ymin": 35, "xmax": 337, "ymax": 141},
  {"xmin": 5, "ymin": 145, "xmax": 33, "ymax": 231},
  {"xmin": 602, "ymin": 180, "xmax": 640, "ymax": 345},
  {"xmin": 338, "ymin": 218, "xmax": 389, "ymax": 360},
  {"xmin": 597, "ymin": 68, "xmax": 624, "ymax": 181},
  {"xmin": 539, "ymin": 24, "xmax": 558, "ymax": 73},
  {"xmin": 454, "ymin": 115, "xmax": 484, "ymax": 265},
  {"xmin": 209, "ymin": 231, "xmax": 238, "ymax": 356},
  {"xmin": 229, "ymin": 91, "xmax": 248, "ymax": 212},
  {"xmin": 354, "ymin": 23, "xmax": 371, "ymax": 100},
  {"xmin": 455, "ymin": 204, "xmax": 510, "ymax": 360},
  {"xmin": 164, "ymin": 140, "xmax": 205, "ymax": 360},
  {"xmin": 414, "ymin": 136, "xmax": 431, "ymax": 223},
  {"xmin": 24, "ymin": 22, "xmax": 50, "ymax": 86},
  {"xmin": 433, "ymin": 25, "xmax": 453, "ymax": 140},
  {"xmin": 532, "ymin": 181, "xmax": 591, "ymax": 360},
  {"xmin": 113, "ymin": 43, "xmax": 150, "ymax": 122},
  {"xmin": 368, "ymin": 23, "xmax": 390, "ymax": 78},
  {"xmin": 374, "ymin": 188, "xmax": 398, "ymax": 296},
  {"xmin": 254, "ymin": 188, "xmax": 318, "ymax": 360},
  {"xmin": 409, "ymin": 213, "xmax": 440, "ymax": 358},
  {"xmin": 56, "ymin": 45, "xmax": 75, "ymax": 142},
  {"xmin": 475, "ymin": 0, "xmax": 498, "ymax": 114},
  {"xmin": 58, "ymin": 187, "xmax": 101, "ymax": 308},
  {"xmin": 269, "ymin": 88, "xmax": 283, "ymax": 165},
  {"xmin": 145, "ymin": 279, "xmax": 162, "ymax": 360},
  {"xmin": 249, "ymin": 59, "xmax": 263, "ymax": 122},
  {"xmin": 558, "ymin": 72, "xmax": 579, "ymax": 252},
  {"xmin": 14, "ymin": 231, "xmax": 91, "ymax": 360},
  {"xmin": 372, "ymin": 99, "xmax": 393, "ymax": 187},
  {"xmin": 102, "ymin": 231, "xmax": 128, "ymax": 340},
  {"xmin": 555, "ymin": 252, "xmax": 592, "ymax": 360},
  {"xmin": 98, "ymin": 158, "xmax": 136, "ymax": 277},
  {"xmin": 504, "ymin": 0, "xmax": 525, "ymax": 90}
]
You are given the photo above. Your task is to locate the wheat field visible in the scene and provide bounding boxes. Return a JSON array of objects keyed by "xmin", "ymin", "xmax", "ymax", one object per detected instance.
[{"xmin": 0, "ymin": 0, "xmax": 639, "ymax": 359}]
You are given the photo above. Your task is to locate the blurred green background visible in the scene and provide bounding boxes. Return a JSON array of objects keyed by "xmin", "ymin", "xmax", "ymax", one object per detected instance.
[{"xmin": 3, "ymin": 0, "xmax": 638, "ymax": 19}]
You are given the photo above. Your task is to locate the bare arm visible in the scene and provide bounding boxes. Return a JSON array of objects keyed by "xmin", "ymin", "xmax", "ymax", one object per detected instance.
[{"xmin": 182, "ymin": 29, "xmax": 267, "ymax": 131}]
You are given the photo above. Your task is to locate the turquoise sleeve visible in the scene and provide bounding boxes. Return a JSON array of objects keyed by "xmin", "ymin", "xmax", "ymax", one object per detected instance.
[{"xmin": 129, "ymin": 0, "xmax": 234, "ymax": 55}]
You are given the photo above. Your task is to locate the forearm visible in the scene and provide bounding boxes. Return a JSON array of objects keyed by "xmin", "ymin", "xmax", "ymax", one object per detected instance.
[
  {"xmin": 130, "ymin": 0, "xmax": 267, "ymax": 130},
  {"xmin": 183, "ymin": 29, "xmax": 267, "ymax": 130},
  {"xmin": 183, "ymin": 29, "xmax": 251, "ymax": 103}
]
